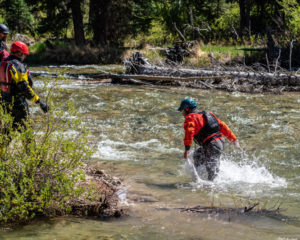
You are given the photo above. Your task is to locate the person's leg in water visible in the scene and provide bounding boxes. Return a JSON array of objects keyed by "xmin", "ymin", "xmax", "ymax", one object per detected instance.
[
  {"xmin": 193, "ymin": 145, "xmax": 205, "ymax": 168},
  {"xmin": 204, "ymin": 138, "xmax": 225, "ymax": 181}
]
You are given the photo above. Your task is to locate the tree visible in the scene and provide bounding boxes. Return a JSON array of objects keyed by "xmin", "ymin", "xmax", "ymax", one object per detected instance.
[
  {"xmin": 89, "ymin": 0, "xmax": 154, "ymax": 46},
  {"xmin": 238, "ymin": 0, "xmax": 251, "ymax": 36},
  {"xmin": 70, "ymin": 0, "xmax": 85, "ymax": 46},
  {"xmin": 34, "ymin": 0, "xmax": 72, "ymax": 37},
  {"xmin": 89, "ymin": 0, "xmax": 111, "ymax": 45},
  {"xmin": 3, "ymin": 0, "xmax": 36, "ymax": 35}
]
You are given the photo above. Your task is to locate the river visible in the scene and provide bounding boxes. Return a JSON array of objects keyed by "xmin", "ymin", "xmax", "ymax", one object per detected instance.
[{"xmin": 2, "ymin": 65, "xmax": 300, "ymax": 240}]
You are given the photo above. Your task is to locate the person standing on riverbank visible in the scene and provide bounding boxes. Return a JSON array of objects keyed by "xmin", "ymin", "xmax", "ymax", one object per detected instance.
[
  {"xmin": 0, "ymin": 24, "xmax": 10, "ymax": 61},
  {"xmin": 178, "ymin": 98, "xmax": 239, "ymax": 180},
  {"xmin": 0, "ymin": 41, "xmax": 49, "ymax": 155}
]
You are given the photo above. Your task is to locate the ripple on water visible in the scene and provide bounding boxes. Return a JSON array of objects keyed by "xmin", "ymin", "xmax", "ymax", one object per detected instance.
[{"xmin": 92, "ymin": 137, "xmax": 182, "ymax": 161}]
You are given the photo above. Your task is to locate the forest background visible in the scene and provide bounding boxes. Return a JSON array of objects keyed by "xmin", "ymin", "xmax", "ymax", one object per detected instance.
[{"xmin": 1, "ymin": 0, "xmax": 300, "ymax": 66}]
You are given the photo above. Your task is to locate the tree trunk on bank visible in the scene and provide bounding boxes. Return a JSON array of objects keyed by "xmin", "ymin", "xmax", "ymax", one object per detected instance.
[
  {"xmin": 89, "ymin": 0, "xmax": 111, "ymax": 45},
  {"xmin": 70, "ymin": 0, "xmax": 85, "ymax": 46},
  {"xmin": 239, "ymin": 0, "xmax": 251, "ymax": 36}
]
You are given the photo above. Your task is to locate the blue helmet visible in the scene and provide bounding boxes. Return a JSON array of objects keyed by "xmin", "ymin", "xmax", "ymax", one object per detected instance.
[{"xmin": 178, "ymin": 98, "xmax": 197, "ymax": 111}]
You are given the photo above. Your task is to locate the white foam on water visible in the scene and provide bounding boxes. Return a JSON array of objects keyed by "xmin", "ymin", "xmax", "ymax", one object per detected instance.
[
  {"xmin": 92, "ymin": 138, "xmax": 158, "ymax": 161},
  {"xmin": 95, "ymin": 102, "xmax": 105, "ymax": 107},
  {"xmin": 92, "ymin": 140, "xmax": 133, "ymax": 161},
  {"xmin": 47, "ymin": 64, "xmax": 102, "ymax": 69},
  {"xmin": 93, "ymin": 138, "xmax": 182, "ymax": 161},
  {"xmin": 183, "ymin": 151, "xmax": 287, "ymax": 195},
  {"xmin": 116, "ymin": 188, "xmax": 133, "ymax": 206}
]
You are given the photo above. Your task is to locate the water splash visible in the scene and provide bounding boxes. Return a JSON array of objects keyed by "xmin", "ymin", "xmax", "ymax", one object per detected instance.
[{"xmin": 183, "ymin": 150, "xmax": 287, "ymax": 196}]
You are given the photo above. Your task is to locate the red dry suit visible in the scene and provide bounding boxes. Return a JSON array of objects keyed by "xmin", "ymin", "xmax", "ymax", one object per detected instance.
[
  {"xmin": 0, "ymin": 41, "xmax": 9, "ymax": 62},
  {"xmin": 183, "ymin": 110, "xmax": 236, "ymax": 149}
]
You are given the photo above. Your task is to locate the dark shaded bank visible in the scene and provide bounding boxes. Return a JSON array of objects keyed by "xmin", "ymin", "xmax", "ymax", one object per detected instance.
[{"xmin": 27, "ymin": 44, "xmax": 127, "ymax": 65}]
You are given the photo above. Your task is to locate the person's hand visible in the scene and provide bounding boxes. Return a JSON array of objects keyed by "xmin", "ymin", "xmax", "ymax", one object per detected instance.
[
  {"xmin": 184, "ymin": 150, "xmax": 190, "ymax": 159},
  {"xmin": 39, "ymin": 100, "xmax": 49, "ymax": 113},
  {"xmin": 233, "ymin": 139, "xmax": 241, "ymax": 149}
]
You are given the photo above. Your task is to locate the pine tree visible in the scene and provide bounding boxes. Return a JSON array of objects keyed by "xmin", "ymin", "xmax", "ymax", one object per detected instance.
[{"xmin": 4, "ymin": 0, "xmax": 36, "ymax": 34}]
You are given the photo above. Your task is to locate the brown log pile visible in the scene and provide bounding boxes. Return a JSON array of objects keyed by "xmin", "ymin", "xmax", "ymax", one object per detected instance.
[
  {"xmin": 31, "ymin": 51, "xmax": 300, "ymax": 94},
  {"xmin": 122, "ymin": 52, "xmax": 300, "ymax": 94}
]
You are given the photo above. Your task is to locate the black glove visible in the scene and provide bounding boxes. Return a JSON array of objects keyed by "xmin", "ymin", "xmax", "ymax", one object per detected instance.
[{"xmin": 37, "ymin": 100, "xmax": 49, "ymax": 113}]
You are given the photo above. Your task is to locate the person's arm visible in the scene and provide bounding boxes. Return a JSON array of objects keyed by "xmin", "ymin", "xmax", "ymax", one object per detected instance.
[
  {"xmin": 211, "ymin": 112, "xmax": 239, "ymax": 146},
  {"xmin": 10, "ymin": 64, "xmax": 49, "ymax": 113},
  {"xmin": 183, "ymin": 116, "xmax": 195, "ymax": 158},
  {"xmin": 10, "ymin": 64, "xmax": 39, "ymax": 102},
  {"xmin": 219, "ymin": 121, "xmax": 237, "ymax": 142}
]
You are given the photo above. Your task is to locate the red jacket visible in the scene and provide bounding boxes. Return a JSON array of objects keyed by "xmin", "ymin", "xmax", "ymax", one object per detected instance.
[
  {"xmin": 0, "ymin": 49, "xmax": 9, "ymax": 62},
  {"xmin": 183, "ymin": 111, "xmax": 236, "ymax": 147},
  {"xmin": 0, "ymin": 42, "xmax": 9, "ymax": 62}
]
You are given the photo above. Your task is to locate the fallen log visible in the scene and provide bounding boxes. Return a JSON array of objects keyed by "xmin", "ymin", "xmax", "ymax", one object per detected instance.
[
  {"xmin": 30, "ymin": 52, "xmax": 300, "ymax": 93},
  {"xmin": 124, "ymin": 52, "xmax": 300, "ymax": 84},
  {"xmin": 30, "ymin": 71, "xmax": 219, "ymax": 89}
]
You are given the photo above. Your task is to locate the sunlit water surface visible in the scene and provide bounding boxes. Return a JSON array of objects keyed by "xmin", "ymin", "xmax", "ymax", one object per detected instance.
[{"xmin": 2, "ymin": 66, "xmax": 300, "ymax": 240}]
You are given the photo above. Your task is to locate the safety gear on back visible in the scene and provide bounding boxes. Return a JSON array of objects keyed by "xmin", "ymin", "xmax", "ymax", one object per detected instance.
[
  {"xmin": 194, "ymin": 111, "xmax": 222, "ymax": 144},
  {"xmin": 178, "ymin": 98, "xmax": 197, "ymax": 111},
  {"xmin": 11, "ymin": 41, "xmax": 29, "ymax": 55},
  {"xmin": 0, "ymin": 61, "xmax": 12, "ymax": 102},
  {"xmin": 0, "ymin": 48, "xmax": 9, "ymax": 62},
  {"xmin": 0, "ymin": 24, "xmax": 9, "ymax": 34}
]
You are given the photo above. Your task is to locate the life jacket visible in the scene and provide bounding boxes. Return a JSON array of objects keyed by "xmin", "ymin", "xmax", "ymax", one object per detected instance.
[
  {"xmin": 0, "ymin": 61, "xmax": 12, "ymax": 103},
  {"xmin": 194, "ymin": 111, "xmax": 223, "ymax": 144},
  {"xmin": 0, "ymin": 49, "xmax": 9, "ymax": 62}
]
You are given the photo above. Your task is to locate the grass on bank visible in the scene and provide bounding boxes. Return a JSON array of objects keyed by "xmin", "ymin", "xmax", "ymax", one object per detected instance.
[
  {"xmin": 25, "ymin": 37, "xmax": 263, "ymax": 67},
  {"xmin": 121, "ymin": 43, "xmax": 249, "ymax": 67}
]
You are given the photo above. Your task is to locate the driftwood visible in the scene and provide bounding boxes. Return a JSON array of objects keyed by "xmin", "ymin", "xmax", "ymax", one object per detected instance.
[
  {"xmin": 157, "ymin": 203, "xmax": 299, "ymax": 226},
  {"xmin": 123, "ymin": 52, "xmax": 300, "ymax": 93},
  {"xmin": 30, "ymin": 51, "xmax": 300, "ymax": 93}
]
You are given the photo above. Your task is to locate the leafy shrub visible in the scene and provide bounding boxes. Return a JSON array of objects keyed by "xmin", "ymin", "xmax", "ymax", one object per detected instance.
[
  {"xmin": 278, "ymin": 0, "xmax": 300, "ymax": 39},
  {"xmin": 137, "ymin": 20, "xmax": 177, "ymax": 46},
  {"xmin": 213, "ymin": 3, "xmax": 240, "ymax": 41},
  {"xmin": 0, "ymin": 77, "xmax": 92, "ymax": 224},
  {"xmin": 29, "ymin": 42, "xmax": 47, "ymax": 53}
]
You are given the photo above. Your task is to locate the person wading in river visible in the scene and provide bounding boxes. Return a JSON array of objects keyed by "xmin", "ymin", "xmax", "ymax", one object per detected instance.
[
  {"xmin": 0, "ymin": 24, "xmax": 10, "ymax": 61},
  {"xmin": 178, "ymin": 98, "xmax": 240, "ymax": 180},
  {"xmin": 0, "ymin": 41, "xmax": 49, "ymax": 156}
]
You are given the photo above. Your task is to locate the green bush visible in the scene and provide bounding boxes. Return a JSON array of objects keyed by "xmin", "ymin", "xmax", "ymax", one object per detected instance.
[
  {"xmin": 29, "ymin": 42, "xmax": 47, "ymax": 53},
  {"xmin": 136, "ymin": 20, "xmax": 177, "ymax": 46},
  {"xmin": 278, "ymin": 0, "xmax": 300, "ymax": 39},
  {"xmin": 213, "ymin": 2, "xmax": 240, "ymax": 41},
  {"xmin": 0, "ymin": 77, "xmax": 93, "ymax": 224}
]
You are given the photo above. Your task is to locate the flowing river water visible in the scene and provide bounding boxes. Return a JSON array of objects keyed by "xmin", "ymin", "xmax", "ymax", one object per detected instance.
[{"xmin": 2, "ymin": 65, "xmax": 300, "ymax": 240}]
